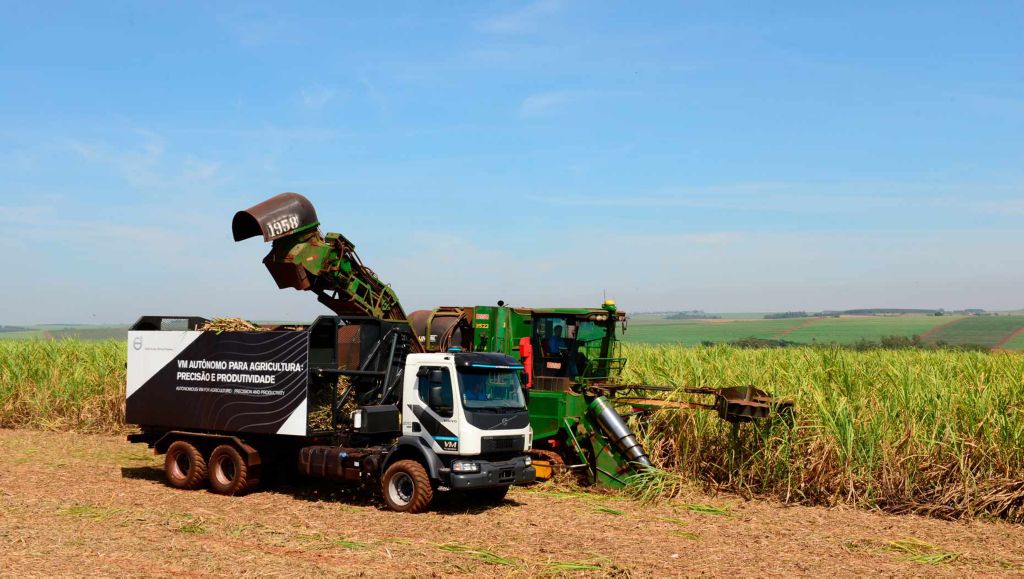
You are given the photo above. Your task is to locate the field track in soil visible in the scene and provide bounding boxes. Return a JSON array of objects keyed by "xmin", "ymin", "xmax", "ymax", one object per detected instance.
[{"xmin": 1, "ymin": 429, "xmax": 1023, "ymax": 577}]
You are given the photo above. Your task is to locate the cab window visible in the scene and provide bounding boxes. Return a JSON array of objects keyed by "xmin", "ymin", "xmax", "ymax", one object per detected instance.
[{"xmin": 417, "ymin": 366, "xmax": 454, "ymax": 418}]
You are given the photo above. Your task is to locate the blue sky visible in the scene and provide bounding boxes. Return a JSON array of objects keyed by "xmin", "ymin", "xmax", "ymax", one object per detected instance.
[{"xmin": 1, "ymin": 1, "xmax": 1022, "ymax": 324}]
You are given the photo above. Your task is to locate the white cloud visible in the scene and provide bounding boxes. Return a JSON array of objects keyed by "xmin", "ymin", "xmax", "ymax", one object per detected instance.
[
  {"xmin": 300, "ymin": 86, "xmax": 337, "ymax": 110},
  {"xmin": 517, "ymin": 88, "xmax": 640, "ymax": 118},
  {"xmin": 519, "ymin": 91, "xmax": 573, "ymax": 117},
  {"xmin": 182, "ymin": 156, "xmax": 222, "ymax": 181},
  {"xmin": 478, "ymin": 0, "xmax": 563, "ymax": 34},
  {"xmin": 64, "ymin": 130, "xmax": 225, "ymax": 194}
]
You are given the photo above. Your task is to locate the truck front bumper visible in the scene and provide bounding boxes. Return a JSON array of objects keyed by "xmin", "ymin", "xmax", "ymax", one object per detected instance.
[{"xmin": 446, "ymin": 457, "xmax": 535, "ymax": 490}]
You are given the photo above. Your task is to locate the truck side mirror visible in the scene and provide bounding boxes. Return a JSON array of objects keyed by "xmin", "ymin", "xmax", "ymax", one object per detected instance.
[
  {"xmin": 429, "ymin": 385, "xmax": 444, "ymax": 407},
  {"xmin": 429, "ymin": 369, "xmax": 443, "ymax": 384}
]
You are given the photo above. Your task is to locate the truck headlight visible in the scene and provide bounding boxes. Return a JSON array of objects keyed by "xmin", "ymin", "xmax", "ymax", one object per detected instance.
[
  {"xmin": 452, "ymin": 461, "xmax": 480, "ymax": 473},
  {"xmin": 524, "ymin": 456, "xmax": 532, "ymax": 466}
]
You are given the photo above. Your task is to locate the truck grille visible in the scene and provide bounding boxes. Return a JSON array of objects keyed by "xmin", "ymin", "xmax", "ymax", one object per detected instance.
[{"xmin": 481, "ymin": 435, "xmax": 525, "ymax": 454}]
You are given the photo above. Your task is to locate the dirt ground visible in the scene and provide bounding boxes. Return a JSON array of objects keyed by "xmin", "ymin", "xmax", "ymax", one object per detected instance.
[{"xmin": 1, "ymin": 430, "xmax": 1022, "ymax": 577}]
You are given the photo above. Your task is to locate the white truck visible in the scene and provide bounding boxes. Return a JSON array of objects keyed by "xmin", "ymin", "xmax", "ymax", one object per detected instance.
[{"xmin": 126, "ymin": 314, "xmax": 535, "ymax": 513}]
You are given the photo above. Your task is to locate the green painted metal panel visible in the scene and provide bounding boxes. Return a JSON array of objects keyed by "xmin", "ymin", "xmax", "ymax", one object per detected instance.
[{"xmin": 527, "ymin": 389, "xmax": 587, "ymax": 440}]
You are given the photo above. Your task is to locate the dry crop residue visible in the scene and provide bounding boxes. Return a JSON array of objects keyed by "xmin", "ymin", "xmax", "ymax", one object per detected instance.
[{"xmin": 0, "ymin": 429, "xmax": 1022, "ymax": 576}]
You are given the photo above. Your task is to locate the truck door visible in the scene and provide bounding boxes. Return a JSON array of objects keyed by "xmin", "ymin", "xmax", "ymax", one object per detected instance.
[{"xmin": 407, "ymin": 366, "xmax": 462, "ymax": 454}]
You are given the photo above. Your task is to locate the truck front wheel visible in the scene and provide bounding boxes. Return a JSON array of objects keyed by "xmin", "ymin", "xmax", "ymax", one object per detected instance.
[
  {"xmin": 382, "ymin": 460, "xmax": 433, "ymax": 513},
  {"xmin": 164, "ymin": 440, "xmax": 207, "ymax": 490},
  {"xmin": 208, "ymin": 444, "xmax": 252, "ymax": 496}
]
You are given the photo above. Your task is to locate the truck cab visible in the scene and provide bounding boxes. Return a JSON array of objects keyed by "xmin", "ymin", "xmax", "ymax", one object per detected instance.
[{"xmin": 401, "ymin": 352, "xmax": 533, "ymax": 488}]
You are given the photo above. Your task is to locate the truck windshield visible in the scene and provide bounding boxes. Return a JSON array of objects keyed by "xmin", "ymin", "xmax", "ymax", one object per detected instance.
[{"xmin": 458, "ymin": 368, "xmax": 527, "ymax": 410}]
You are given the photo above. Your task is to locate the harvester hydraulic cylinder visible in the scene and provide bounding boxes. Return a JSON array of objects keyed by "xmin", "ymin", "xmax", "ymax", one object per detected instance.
[{"xmin": 588, "ymin": 396, "xmax": 653, "ymax": 469}]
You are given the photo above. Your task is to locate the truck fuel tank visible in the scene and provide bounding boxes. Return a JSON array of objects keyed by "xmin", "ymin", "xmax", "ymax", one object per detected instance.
[
  {"xmin": 352, "ymin": 405, "xmax": 401, "ymax": 435},
  {"xmin": 299, "ymin": 446, "xmax": 381, "ymax": 481}
]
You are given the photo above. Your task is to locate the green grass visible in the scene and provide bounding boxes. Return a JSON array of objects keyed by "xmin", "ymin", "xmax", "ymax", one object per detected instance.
[
  {"xmin": 60, "ymin": 504, "xmax": 122, "ymax": 520},
  {"xmin": 437, "ymin": 544, "xmax": 519, "ymax": 566},
  {"xmin": 671, "ymin": 530, "xmax": 700, "ymax": 540},
  {"xmin": 625, "ymin": 315, "xmax": 1024, "ymax": 349},
  {"xmin": 176, "ymin": 518, "xmax": 209, "ymax": 534},
  {"xmin": 333, "ymin": 539, "xmax": 370, "ymax": 550},
  {"xmin": 923, "ymin": 316, "xmax": 1024, "ymax": 348},
  {"xmin": 624, "ymin": 318, "xmax": 811, "ymax": 345},
  {"xmin": 784, "ymin": 316, "xmax": 957, "ymax": 344},
  {"xmin": 681, "ymin": 503, "xmax": 731, "ymax": 516},
  {"xmin": 1002, "ymin": 330, "xmax": 1024, "ymax": 350},
  {"xmin": 886, "ymin": 538, "xmax": 960, "ymax": 564}
]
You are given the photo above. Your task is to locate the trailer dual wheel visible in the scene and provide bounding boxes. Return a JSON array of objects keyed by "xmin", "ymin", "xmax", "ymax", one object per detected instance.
[
  {"xmin": 382, "ymin": 460, "xmax": 432, "ymax": 513},
  {"xmin": 208, "ymin": 444, "xmax": 253, "ymax": 496},
  {"xmin": 164, "ymin": 441, "xmax": 207, "ymax": 490}
]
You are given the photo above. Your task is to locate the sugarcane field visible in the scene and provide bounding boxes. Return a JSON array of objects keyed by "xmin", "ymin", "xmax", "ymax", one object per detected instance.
[{"xmin": 2, "ymin": 3, "xmax": 1023, "ymax": 578}]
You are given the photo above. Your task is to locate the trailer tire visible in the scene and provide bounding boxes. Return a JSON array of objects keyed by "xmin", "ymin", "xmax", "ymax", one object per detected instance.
[
  {"xmin": 382, "ymin": 460, "xmax": 432, "ymax": 513},
  {"xmin": 208, "ymin": 444, "xmax": 252, "ymax": 496},
  {"xmin": 164, "ymin": 441, "xmax": 207, "ymax": 490}
]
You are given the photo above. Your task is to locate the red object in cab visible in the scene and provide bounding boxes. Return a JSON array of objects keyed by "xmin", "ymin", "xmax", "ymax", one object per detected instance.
[{"xmin": 518, "ymin": 336, "xmax": 533, "ymax": 388}]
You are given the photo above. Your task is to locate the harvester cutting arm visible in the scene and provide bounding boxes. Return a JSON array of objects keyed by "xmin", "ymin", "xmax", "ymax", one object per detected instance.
[
  {"xmin": 232, "ymin": 193, "xmax": 413, "ymax": 328},
  {"xmin": 611, "ymin": 384, "xmax": 793, "ymax": 424}
]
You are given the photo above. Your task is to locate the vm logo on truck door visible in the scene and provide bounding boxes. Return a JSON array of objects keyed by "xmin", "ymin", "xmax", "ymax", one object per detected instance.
[{"xmin": 435, "ymin": 436, "xmax": 459, "ymax": 451}]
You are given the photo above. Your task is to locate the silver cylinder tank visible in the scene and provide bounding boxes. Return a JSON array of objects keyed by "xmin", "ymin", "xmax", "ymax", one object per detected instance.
[{"xmin": 588, "ymin": 396, "xmax": 653, "ymax": 468}]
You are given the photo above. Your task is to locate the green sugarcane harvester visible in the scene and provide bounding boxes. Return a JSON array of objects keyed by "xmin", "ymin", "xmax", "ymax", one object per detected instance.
[
  {"xmin": 236, "ymin": 192, "xmax": 791, "ymax": 488},
  {"xmin": 407, "ymin": 304, "xmax": 791, "ymax": 487}
]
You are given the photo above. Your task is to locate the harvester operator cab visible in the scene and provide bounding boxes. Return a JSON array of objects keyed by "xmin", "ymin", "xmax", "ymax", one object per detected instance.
[
  {"xmin": 529, "ymin": 309, "xmax": 625, "ymax": 391},
  {"xmin": 533, "ymin": 316, "xmax": 583, "ymax": 388}
]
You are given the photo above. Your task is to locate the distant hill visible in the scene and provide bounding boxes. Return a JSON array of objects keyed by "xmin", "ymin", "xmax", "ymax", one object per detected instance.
[
  {"xmin": 767, "ymin": 308, "xmax": 989, "ymax": 319},
  {"xmin": 825, "ymin": 308, "xmax": 943, "ymax": 316},
  {"xmin": 664, "ymin": 310, "xmax": 721, "ymax": 320},
  {"xmin": 0, "ymin": 325, "xmax": 129, "ymax": 341}
]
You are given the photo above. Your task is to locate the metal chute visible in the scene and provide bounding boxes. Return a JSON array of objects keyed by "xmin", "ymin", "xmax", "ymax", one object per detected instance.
[
  {"xmin": 232, "ymin": 192, "xmax": 320, "ymax": 242},
  {"xmin": 234, "ymin": 193, "xmax": 415, "ymax": 333}
]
